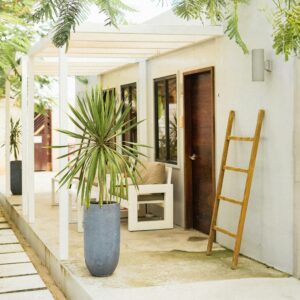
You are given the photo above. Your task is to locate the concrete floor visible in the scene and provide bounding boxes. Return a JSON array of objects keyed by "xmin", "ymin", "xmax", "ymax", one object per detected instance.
[{"xmin": 1, "ymin": 172, "xmax": 299, "ymax": 300}]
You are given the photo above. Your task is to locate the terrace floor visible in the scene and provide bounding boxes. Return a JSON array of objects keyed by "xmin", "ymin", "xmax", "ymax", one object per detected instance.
[{"xmin": 1, "ymin": 172, "xmax": 299, "ymax": 300}]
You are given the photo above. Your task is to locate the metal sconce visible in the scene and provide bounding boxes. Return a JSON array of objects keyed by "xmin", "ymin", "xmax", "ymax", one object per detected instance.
[{"xmin": 252, "ymin": 49, "xmax": 272, "ymax": 81}]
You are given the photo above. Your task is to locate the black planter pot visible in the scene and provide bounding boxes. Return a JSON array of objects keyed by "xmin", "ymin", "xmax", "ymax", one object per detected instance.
[
  {"xmin": 84, "ymin": 202, "xmax": 120, "ymax": 277},
  {"xmin": 10, "ymin": 160, "xmax": 22, "ymax": 195}
]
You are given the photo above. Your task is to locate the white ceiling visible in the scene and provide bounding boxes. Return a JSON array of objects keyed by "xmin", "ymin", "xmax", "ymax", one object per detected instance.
[{"xmin": 30, "ymin": 22, "xmax": 223, "ymax": 76}]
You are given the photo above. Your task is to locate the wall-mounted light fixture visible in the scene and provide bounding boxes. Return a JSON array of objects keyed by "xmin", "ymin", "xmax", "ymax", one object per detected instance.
[{"xmin": 252, "ymin": 49, "xmax": 272, "ymax": 81}]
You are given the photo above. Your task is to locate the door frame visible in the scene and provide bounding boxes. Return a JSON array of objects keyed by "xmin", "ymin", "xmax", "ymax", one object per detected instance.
[{"xmin": 183, "ymin": 66, "xmax": 216, "ymax": 229}]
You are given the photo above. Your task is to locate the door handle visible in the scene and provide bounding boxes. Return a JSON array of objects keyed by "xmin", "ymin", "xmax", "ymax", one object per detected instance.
[{"xmin": 189, "ymin": 154, "xmax": 197, "ymax": 160}]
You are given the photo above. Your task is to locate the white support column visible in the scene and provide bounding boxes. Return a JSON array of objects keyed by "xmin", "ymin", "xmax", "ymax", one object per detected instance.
[
  {"xmin": 21, "ymin": 56, "xmax": 28, "ymax": 216},
  {"xmin": 27, "ymin": 58, "xmax": 35, "ymax": 223},
  {"xmin": 137, "ymin": 61, "xmax": 148, "ymax": 156},
  {"xmin": 58, "ymin": 47, "xmax": 69, "ymax": 260},
  {"xmin": 5, "ymin": 79, "xmax": 11, "ymax": 196}
]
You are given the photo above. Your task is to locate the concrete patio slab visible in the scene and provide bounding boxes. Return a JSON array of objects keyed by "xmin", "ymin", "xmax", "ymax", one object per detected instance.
[
  {"xmin": 0, "ymin": 243, "xmax": 23, "ymax": 254},
  {"xmin": 0, "ymin": 274, "xmax": 46, "ymax": 293},
  {"xmin": 0, "ymin": 252, "xmax": 30, "ymax": 264},
  {"xmin": 0, "ymin": 262, "xmax": 37, "ymax": 277},
  {"xmin": 0, "ymin": 172, "xmax": 293, "ymax": 300},
  {"xmin": 0, "ymin": 290, "xmax": 54, "ymax": 300},
  {"xmin": 0, "ymin": 222, "xmax": 10, "ymax": 229},
  {"xmin": 0, "ymin": 235, "xmax": 18, "ymax": 244}
]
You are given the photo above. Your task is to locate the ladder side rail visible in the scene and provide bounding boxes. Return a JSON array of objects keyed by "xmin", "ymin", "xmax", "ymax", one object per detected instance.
[
  {"xmin": 231, "ymin": 110, "xmax": 265, "ymax": 269},
  {"xmin": 207, "ymin": 110, "xmax": 235, "ymax": 255}
]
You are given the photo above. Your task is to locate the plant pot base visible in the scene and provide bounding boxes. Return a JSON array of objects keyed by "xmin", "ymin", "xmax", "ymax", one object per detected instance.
[
  {"xmin": 84, "ymin": 202, "xmax": 120, "ymax": 277},
  {"xmin": 10, "ymin": 160, "xmax": 22, "ymax": 195}
]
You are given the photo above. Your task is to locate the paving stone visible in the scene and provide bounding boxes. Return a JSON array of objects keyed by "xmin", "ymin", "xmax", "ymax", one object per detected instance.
[
  {"xmin": 0, "ymin": 235, "xmax": 18, "ymax": 244},
  {"xmin": 0, "ymin": 262, "xmax": 37, "ymax": 277},
  {"xmin": 0, "ymin": 244, "xmax": 23, "ymax": 254},
  {"xmin": 0, "ymin": 290, "xmax": 54, "ymax": 300},
  {"xmin": 0, "ymin": 223, "xmax": 10, "ymax": 229},
  {"xmin": 0, "ymin": 252, "xmax": 30, "ymax": 264},
  {"xmin": 0, "ymin": 274, "xmax": 46, "ymax": 293},
  {"xmin": 0, "ymin": 229, "xmax": 14, "ymax": 236}
]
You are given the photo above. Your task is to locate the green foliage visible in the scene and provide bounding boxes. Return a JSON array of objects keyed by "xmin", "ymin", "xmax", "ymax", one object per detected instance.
[
  {"xmin": 93, "ymin": 0, "xmax": 135, "ymax": 26},
  {"xmin": 34, "ymin": 95, "xmax": 55, "ymax": 115},
  {"xmin": 10, "ymin": 118, "xmax": 21, "ymax": 161},
  {"xmin": 225, "ymin": 0, "xmax": 249, "ymax": 54},
  {"xmin": 171, "ymin": 0, "xmax": 249, "ymax": 53},
  {"xmin": 0, "ymin": 0, "xmax": 35, "ymax": 98},
  {"xmin": 272, "ymin": 0, "xmax": 300, "ymax": 60},
  {"xmin": 52, "ymin": 0, "xmax": 89, "ymax": 49},
  {"xmin": 54, "ymin": 86, "xmax": 147, "ymax": 207},
  {"xmin": 172, "ymin": 0, "xmax": 224, "ymax": 23},
  {"xmin": 32, "ymin": 0, "xmax": 135, "ymax": 48},
  {"xmin": 76, "ymin": 76, "xmax": 89, "ymax": 85}
]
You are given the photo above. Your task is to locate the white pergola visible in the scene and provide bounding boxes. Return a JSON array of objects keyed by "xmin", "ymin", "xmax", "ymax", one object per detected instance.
[{"xmin": 5, "ymin": 22, "xmax": 223, "ymax": 260}]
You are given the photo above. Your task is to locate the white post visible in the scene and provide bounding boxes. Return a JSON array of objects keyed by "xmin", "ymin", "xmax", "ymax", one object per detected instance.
[
  {"xmin": 21, "ymin": 56, "xmax": 28, "ymax": 216},
  {"xmin": 58, "ymin": 47, "xmax": 69, "ymax": 260},
  {"xmin": 137, "ymin": 61, "xmax": 148, "ymax": 156},
  {"xmin": 27, "ymin": 58, "xmax": 35, "ymax": 223},
  {"xmin": 5, "ymin": 79, "xmax": 11, "ymax": 196}
]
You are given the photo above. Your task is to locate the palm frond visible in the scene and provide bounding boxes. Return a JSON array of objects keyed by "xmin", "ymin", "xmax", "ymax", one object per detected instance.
[
  {"xmin": 10, "ymin": 118, "xmax": 21, "ymax": 161},
  {"xmin": 272, "ymin": 0, "xmax": 300, "ymax": 60},
  {"xmin": 224, "ymin": 0, "xmax": 249, "ymax": 54},
  {"xmin": 94, "ymin": 0, "xmax": 136, "ymax": 26},
  {"xmin": 54, "ymin": 86, "xmax": 147, "ymax": 207},
  {"xmin": 52, "ymin": 0, "xmax": 90, "ymax": 49}
]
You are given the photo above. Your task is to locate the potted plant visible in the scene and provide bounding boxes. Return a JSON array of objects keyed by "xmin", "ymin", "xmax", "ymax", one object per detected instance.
[
  {"xmin": 55, "ymin": 87, "xmax": 145, "ymax": 276},
  {"xmin": 8, "ymin": 118, "xmax": 22, "ymax": 195}
]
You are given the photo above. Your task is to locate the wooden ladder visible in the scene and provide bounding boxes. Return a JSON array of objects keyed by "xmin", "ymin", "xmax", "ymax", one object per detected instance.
[{"xmin": 207, "ymin": 109, "xmax": 265, "ymax": 269}]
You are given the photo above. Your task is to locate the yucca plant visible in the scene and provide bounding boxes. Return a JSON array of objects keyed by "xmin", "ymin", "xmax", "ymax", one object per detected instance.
[
  {"xmin": 55, "ymin": 86, "xmax": 146, "ymax": 207},
  {"xmin": 10, "ymin": 118, "xmax": 21, "ymax": 161}
]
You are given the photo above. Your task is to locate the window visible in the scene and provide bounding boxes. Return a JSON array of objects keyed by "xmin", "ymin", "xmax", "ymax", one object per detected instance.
[
  {"xmin": 121, "ymin": 83, "xmax": 137, "ymax": 146},
  {"xmin": 102, "ymin": 88, "xmax": 116, "ymax": 100},
  {"xmin": 154, "ymin": 75, "xmax": 177, "ymax": 164}
]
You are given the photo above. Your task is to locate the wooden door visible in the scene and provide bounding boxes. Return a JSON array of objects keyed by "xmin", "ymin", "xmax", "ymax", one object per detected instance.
[
  {"xmin": 184, "ymin": 67, "xmax": 215, "ymax": 233},
  {"xmin": 34, "ymin": 111, "xmax": 52, "ymax": 171}
]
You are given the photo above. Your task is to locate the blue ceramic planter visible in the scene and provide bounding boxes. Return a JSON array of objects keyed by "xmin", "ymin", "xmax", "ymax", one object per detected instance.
[{"xmin": 84, "ymin": 202, "xmax": 120, "ymax": 277}]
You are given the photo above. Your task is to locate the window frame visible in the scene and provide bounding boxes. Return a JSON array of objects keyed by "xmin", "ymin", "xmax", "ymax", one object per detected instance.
[
  {"xmin": 154, "ymin": 75, "xmax": 177, "ymax": 165},
  {"xmin": 120, "ymin": 82, "xmax": 137, "ymax": 146}
]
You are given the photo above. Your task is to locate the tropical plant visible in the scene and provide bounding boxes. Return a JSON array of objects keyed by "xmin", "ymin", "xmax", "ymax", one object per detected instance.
[
  {"xmin": 54, "ymin": 86, "xmax": 146, "ymax": 207},
  {"xmin": 31, "ymin": 0, "xmax": 135, "ymax": 49},
  {"xmin": 31, "ymin": 0, "xmax": 300, "ymax": 60},
  {"xmin": 272, "ymin": 0, "xmax": 300, "ymax": 60},
  {"xmin": 10, "ymin": 118, "xmax": 21, "ymax": 161},
  {"xmin": 0, "ymin": 0, "xmax": 35, "ymax": 99}
]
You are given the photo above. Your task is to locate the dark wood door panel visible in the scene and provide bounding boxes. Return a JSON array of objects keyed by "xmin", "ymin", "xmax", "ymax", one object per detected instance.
[{"xmin": 184, "ymin": 68, "xmax": 215, "ymax": 233}]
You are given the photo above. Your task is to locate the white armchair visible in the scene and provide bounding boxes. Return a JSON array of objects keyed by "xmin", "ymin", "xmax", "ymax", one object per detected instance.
[{"xmin": 118, "ymin": 166, "xmax": 173, "ymax": 231}]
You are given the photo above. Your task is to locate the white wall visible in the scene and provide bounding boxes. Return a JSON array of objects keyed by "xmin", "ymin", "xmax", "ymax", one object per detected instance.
[
  {"xmin": 293, "ymin": 59, "xmax": 300, "ymax": 277},
  {"xmin": 100, "ymin": 0, "xmax": 295, "ymax": 274}
]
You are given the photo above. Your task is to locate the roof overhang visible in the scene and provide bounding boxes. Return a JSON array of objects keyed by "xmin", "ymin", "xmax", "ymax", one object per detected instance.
[{"xmin": 28, "ymin": 23, "xmax": 224, "ymax": 76}]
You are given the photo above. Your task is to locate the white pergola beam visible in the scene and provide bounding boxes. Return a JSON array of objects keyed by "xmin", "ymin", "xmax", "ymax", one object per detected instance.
[
  {"xmin": 70, "ymin": 32, "xmax": 213, "ymax": 43},
  {"xmin": 68, "ymin": 41, "xmax": 190, "ymax": 49},
  {"xmin": 5, "ymin": 79, "xmax": 11, "ymax": 196},
  {"xmin": 40, "ymin": 48, "xmax": 167, "ymax": 55},
  {"xmin": 75, "ymin": 24, "xmax": 223, "ymax": 36},
  {"xmin": 21, "ymin": 56, "xmax": 28, "ymax": 217},
  {"xmin": 58, "ymin": 47, "xmax": 69, "ymax": 260},
  {"xmin": 27, "ymin": 35, "xmax": 53, "ymax": 57}
]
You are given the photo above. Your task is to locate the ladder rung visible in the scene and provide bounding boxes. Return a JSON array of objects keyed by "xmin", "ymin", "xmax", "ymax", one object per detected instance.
[
  {"xmin": 219, "ymin": 196, "xmax": 243, "ymax": 205},
  {"xmin": 214, "ymin": 226, "xmax": 237, "ymax": 238},
  {"xmin": 228, "ymin": 136, "xmax": 255, "ymax": 142},
  {"xmin": 224, "ymin": 166, "xmax": 248, "ymax": 173}
]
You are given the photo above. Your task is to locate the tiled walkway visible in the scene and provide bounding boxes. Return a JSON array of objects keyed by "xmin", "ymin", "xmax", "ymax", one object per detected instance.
[{"xmin": 0, "ymin": 211, "xmax": 54, "ymax": 300}]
